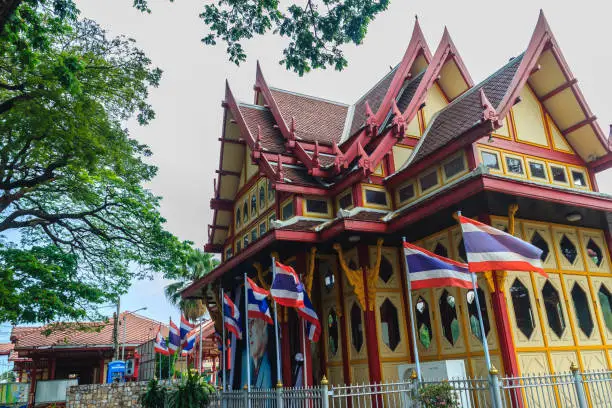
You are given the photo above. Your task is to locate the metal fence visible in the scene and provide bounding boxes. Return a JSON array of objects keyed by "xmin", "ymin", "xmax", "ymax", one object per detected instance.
[{"xmin": 208, "ymin": 366, "xmax": 612, "ymax": 408}]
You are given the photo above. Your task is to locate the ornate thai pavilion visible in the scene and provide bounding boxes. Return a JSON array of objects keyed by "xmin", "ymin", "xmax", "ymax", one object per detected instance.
[{"xmin": 183, "ymin": 12, "xmax": 612, "ymax": 388}]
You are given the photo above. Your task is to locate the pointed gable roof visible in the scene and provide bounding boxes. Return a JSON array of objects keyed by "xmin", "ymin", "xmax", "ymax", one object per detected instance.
[
  {"xmin": 348, "ymin": 18, "xmax": 432, "ymax": 137},
  {"xmin": 495, "ymin": 10, "xmax": 610, "ymax": 164}
]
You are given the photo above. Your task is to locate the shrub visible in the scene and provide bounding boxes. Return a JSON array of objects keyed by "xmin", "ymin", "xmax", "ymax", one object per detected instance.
[
  {"xmin": 418, "ymin": 382, "xmax": 459, "ymax": 407},
  {"xmin": 139, "ymin": 378, "xmax": 167, "ymax": 408},
  {"xmin": 169, "ymin": 371, "xmax": 213, "ymax": 408}
]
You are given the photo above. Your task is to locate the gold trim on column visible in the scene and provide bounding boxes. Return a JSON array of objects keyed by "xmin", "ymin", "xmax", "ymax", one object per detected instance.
[
  {"xmin": 334, "ymin": 243, "xmax": 366, "ymax": 310},
  {"xmin": 305, "ymin": 247, "xmax": 317, "ymax": 296}
]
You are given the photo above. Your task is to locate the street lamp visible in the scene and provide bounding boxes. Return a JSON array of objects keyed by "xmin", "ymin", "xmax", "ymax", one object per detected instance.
[{"xmin": 121, "ymin": 307, "xmax": 147, "ymax": 361}]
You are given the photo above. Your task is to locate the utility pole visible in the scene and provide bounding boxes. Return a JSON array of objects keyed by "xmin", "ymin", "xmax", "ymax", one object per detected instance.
[{"xmin": 113, "ymin": 298, "xmax": 120, "ymax": 361}]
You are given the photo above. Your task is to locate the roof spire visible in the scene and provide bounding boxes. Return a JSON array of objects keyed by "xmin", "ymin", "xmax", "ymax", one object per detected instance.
[
  {"xmin": 364, "ymin": 100, "xmax": 378, "ymax": 136},
  {"xmin": 312, "ymin": 140, "xmax": 321, "ymax": 167},
  {"xmin": 391, "ymin": 99, "xmax": 406, "ymax": 137},
  {"xmin": 332, "ymin": 141, "xmax": 347, "ymax": 172},
  {"xmin": 357, "ymin": 141, "xmax": 372, "ymax": 175},
  {"xmin": 480, "ymin": 88, "xmax": 499, "ymax": 125}
]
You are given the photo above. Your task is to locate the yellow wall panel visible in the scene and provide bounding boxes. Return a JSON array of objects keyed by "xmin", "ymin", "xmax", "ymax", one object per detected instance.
[
  {"xmin": 505, "ymin": 273, "xmax": 545, "ymax": 348},
  {"xmin": 371, "ymin": 247, "xmax": 401, "ymax": 290},
  {"xmin": 579, "ymin": 230, "xmax": 611, "ymax": 274},
  {"xmin": 405, "ymin": 116, "xmax": 420, "ymax": 138},
  {"xmin": 471, "ymin": 355, "xmax": 503, "ymax": 378},
  {"xmin": 547, "ymin": 114, "xmax": 574, "ymax": 153},
  {"xmin": 245, "ymin": 147, "xmax": 258, "ymax": 180},
  {"xmin": 581, "ymin": 350, "xmax": 607, "ymax": 371},
  {"xmin": 422, "ymin": 84, "xmax": 448, "ymax": 126},
  {"xmin": 518, "ymin": 352, "xmax": 549, "ymax": 374},
  {"xmin": 351, "ymin": 364, "xmax": 370, "ymax": 384},
  {"xmin": 552, "ymin": 227, "xmax": 585, "ymax": 272},
  {"xmin": 533, "ymin": 274, "xmax": 574, "ymax": 346},
  {"xmin": 344, "ymin": 294, "xmax": 368, "ymax": 361},
  {"xmin": 521, "ymin": 222, "xmax": 558, "ymax": 270},
  {"xmin": 392, "ymin": 145, "xmax": 413, "ymax": 170},
  {"xmin": 327, "ymin": 365, "xmax": 344, "ymax": 386},
  {"xmin": 512, "ymin": 86, "xmax": 549, "ymax": 147},
  {"xmin": 375, "ymin": 292, "xmax": 409, "ymax": 358},
  {"xmin": 563, "ymin": 275, "xmax": 601, "ymax": 346},
  {"xmin": 494, "ymin": 115, "xmax": 512, "ymax": 138},
  {"xmin": 550, "ymin": 351, "xmax": 578, "ymax": 373},
  {"xmin": 381, "ymin": 362, "xmax": 404, "ymax": 382}
]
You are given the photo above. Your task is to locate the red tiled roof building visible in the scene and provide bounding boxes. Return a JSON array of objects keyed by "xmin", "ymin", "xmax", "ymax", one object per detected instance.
[{"xmin": 185, "ymin": 12, "xmax": 612, "ymax": 389}]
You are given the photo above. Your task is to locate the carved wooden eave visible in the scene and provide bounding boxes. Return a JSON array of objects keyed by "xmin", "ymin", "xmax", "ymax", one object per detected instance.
[{"xmin": 495, "ymin": 10, "xmax": 610, "ymax": 165}]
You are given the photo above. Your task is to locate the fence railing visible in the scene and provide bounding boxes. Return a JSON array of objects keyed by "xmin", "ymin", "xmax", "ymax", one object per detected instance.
[{"xmin": 210, "ymin": 365, "xmax": 612, "ymax": 408}]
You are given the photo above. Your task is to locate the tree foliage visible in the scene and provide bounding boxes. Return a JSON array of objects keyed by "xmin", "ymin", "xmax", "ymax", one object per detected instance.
[
  {"xmin": 0, "ymin": 0, "xmax": 390, "ymax": 76},
  {"xmin": 0, "ymin": 3, "xmax": 190, "ymax": 324},
  {"xmin": 165, "ymin": 249, "xmax": 219, "ymax": 322}
]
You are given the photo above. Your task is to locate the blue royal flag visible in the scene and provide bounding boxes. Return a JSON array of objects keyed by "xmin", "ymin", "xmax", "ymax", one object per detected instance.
[{"xmin": 403, "ymin": 241, "xmax": 473, "ymax": 289}]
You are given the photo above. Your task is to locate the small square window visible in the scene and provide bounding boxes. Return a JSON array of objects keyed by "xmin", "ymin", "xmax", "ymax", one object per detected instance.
[
  {"xmin": 481, "ymin": 151, "xmax": 500, "ymax": 170},
  {"xmin": 259, "ymin": 222, "xmax": 267, "ymax": 236},
  {"xmin": 550, "ymin": 165, "xmax": 568, "ymax": 184},
  {"xmin": 365, "ymin": 189, "xmax": 388, "ymax": 206},
  {"xmin": 443, "ymin": 155, "xmax": 466, "ymax": 180},
  {"xmin": 571, "ymin": 170, "xmax": 587, "ymax": 188},
  {"xmin": 225, "ymin": 247, "xmax": 233, "ymax": 260},
  {"xmin": 419, "ymin": 170, "xmax": 439, "ymax": 192},
  {"xmin": 398, "ymin": 183, "xmax": 415, "ymax": 203},
  {"xmin": 338, "ymin": 192, "xmax": 353, "ymax": 210},
  {"xmin": 505, "ymin": 156, "xmax": 524, "ymax": 175},
  {"xmin": 528, "ymin": 161, "xmax": 547, "ymax": 179},
  {"xmin": 306, "ymin": 199, "xmax": 328, "ymax": 214},
  {"xmin": 282, "ymin": 201, "xmax": 294, "ymax": 220}
]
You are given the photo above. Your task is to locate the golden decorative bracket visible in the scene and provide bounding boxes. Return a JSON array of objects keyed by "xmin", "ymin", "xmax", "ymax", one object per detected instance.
[
  {"xmin": 334, "ymin": 243, "xmax": 366, "ymax": 310},
  {"xmin": 364, "ymin": 238, "xmax": 384, "ymax": 311},
  {"xmin": 304, "ymin": 247, "xmax": 317, "ymax": 296}
]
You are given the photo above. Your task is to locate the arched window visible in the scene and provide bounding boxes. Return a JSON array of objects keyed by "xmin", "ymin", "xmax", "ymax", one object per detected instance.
[
  {"xmin": 571, "ymin": 283, "xmax": 594, "ymax": 337},
  {"xmin": 466, "ymin": 288, "xmax": 490, "ymax": 342},
  {"xmin": 560, "ymin": 235, "xmax": 577, "ymax": 264},
  {"xmin": 379, "ymin": 256, "xmax": 393, "ymax": 283},
  {"xmin": 415, "ymin": 297, "xmax": 432, "ymax": 349},
  {"xmin": 531, "ymin": 232, "xmax": 549, "ymax": 262},
  {"xmin": 267, "ymin": 180, "xmax": 275, "ymax": 203},
  {"xmin": 510, "ymin": 279, "xmax": 535, "ymax": 338},
  {"xmin": 327, "ymin": 309, "xmax": 339, "ymax": 357},
  {"xmin": 251, "ymin": 193, "xmax": 257, "ymax": 217},
  {"xmin": 598, "ymin": 285, "xmax": 612, "ymax": 333},
  {"xmin": 439, "ymin": 290, "xmax": 459, "ymax": 345},
  {"xmin": 236, "ymin": 207, "xmax": 241, "ymax": 229},
  {"xmin": 587, "ymin": 239, "xmax": 604, "ymax": 267},
  {"xmin": 380, "ymin": 298, "xmax": 400, "ymax": 351},
  {"xmin": 243, "ymin": 201, "xmax": 249, "ymax": 224},
  {"xmin": 434, "ymin": 243, "xmax": 448, "ymax": 258},
  {"xmin": 350, "ymin": 302, "xmax": 364, "ymax": 352},
  {"xmin": 542, "ymin": 281, "xmax": 566, "ymax": 338},
  {"xmin": 259, "ymin": 185, "xmax": 266, "ymax": 210}
]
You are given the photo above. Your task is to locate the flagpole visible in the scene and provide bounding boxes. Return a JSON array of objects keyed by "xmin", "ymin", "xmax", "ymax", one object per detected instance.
[
  {"xmin": 301, "ymin": 319, "xmax": 307, "ymax": 387},
  {"xmin": 221, "ymin": 287, "xmax": 227, "ymax": 392},
  {"xmin": 244, "ymin": 273, "xmax": 252, "ymax": 395},
  {"xmin": 271, "ymin": 257, "xmax": 283, "ymax": 387},
  {"xmin": 402, "ymin": 237, "xmax": 422, "ymax": 382},
  {"xmin": 457, "ymin": 211, "xmax": 492, "ymax": 371},
  {"xmin": 158, "ymin": 350, "xmax": 161, "ymax": 380},
  {"xmin": 199, "ymin": 315, "xmax": 203, "ymax": 374},
  {"xmin": 168, "ymin": 316, "xmax": 172, "ymax": 380}
]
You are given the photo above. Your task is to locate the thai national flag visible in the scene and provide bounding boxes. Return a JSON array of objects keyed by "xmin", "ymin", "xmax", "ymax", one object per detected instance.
[
  {"xmin": 403, "ymin": 242, "xmax": 473, "ymax": 289},
  {"xmin": 154, "ymin": 326, "xmax": 169, "ymax": 355},
  {"xmin": 223, "ymin": 294, "xmax": 242, "ymax": 340},
  {"xmin": 271, "ymin": 261, "xmax": 305, "ymax": 308},
  {"xmin": 246, "ymin": 277, "xmax": 273, "ymax": 325},
  {"xmin": 458, "ymin": 215, "xmax": 546, "ymax": 277},
  {"xmin": 180, "ymin": 314, "xmax": 195, "ymax": 346},
  {"xmin": 297, "ymin": 291, "xmax": 321, "ymax": 342},
  {"xmin": 168, "ymin": 319, "xmax": 180, "ymax": 354},
  {"xmin": 181, "ymin": 329, "xmax": 197, "ymax": 356}
]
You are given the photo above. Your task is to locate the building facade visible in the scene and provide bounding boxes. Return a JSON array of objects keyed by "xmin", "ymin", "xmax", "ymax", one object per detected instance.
[{"xmin": 184, "ymin": 12, "xmax": 612, "ymax": 388}]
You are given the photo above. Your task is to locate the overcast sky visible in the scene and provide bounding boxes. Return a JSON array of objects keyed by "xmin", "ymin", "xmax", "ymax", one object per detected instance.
[{"xmin": 28, "ymin": 0, "xmax": 612, "ymax": 327}]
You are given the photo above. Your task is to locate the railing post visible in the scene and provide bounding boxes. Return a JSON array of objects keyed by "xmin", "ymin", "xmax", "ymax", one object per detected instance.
[
  {"xmin": 243, "ymin": 384, "xmax": 249, "ymax": 408},
  {"xmin": 321, "ymin": 376, "xmax": 329, "ymax": 408},
  {"xmin": 489, "ymin": 365, "xmax": 503, "ymax": 408},
  {"xmin": 276, "ymin": 381, "xmax": 284, "ymax": 408},
  {"xmin": 410, "ymin": 369, "xmax": 419, "ymax": 407},
  {"xmin": 571, "ymin": 362, "xmax": 588, "ymax": 408}
]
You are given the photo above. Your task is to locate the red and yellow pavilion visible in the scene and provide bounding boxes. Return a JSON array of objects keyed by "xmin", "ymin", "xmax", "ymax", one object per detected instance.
[{"xmin": 184, "ymin": 12, "xmax": 612, "ymax": 388}]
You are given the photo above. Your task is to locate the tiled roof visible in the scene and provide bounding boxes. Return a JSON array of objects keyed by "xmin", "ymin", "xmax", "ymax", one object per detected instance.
[
  {"xmin": 349, "ymin": 67, "xmax": 397, "ymax": 136},
  {"xmin": 238, "ymin": 103, "xmax": 287, "ymax": 154},
  {"xmin": 11, "ymin": 313, "xmax": 168, "ymax": 350},
  {"xmin": 270, "ymin": 88, "xmax": 349, "ymax": 145},
  {"xmin": 345, "ymin": 210, "xmax": 387, "ymax": 222},
  {"xmin": 409, "ymin": 54, "xmax": 524, "ymax": 165},
  {"xmin": 280, "ymin": 164, "xmax": 324, "ymax": 187},
  {"xmin": 278, "ymin": 219, "xmax": 325, "ymax": 231},
  {"xmin": 396, "ymin": 71, "xmax": 426, "ymax": 113},
  {"xmin": 0, "ymin": 342, "xmax": 13, "ymax": 355}
]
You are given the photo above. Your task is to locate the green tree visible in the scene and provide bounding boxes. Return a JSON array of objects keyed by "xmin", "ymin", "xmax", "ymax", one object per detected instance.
[
  {"xmin": 0, "ymin": 4, "xmax": 189, "ymax": 324},
  {"xmin": 165, "ymin": 249, "xmax": 219, "ymax": 322},
  {"xmin": 0, "ymin": 0, "xmax": 390, "ymax": 75}
]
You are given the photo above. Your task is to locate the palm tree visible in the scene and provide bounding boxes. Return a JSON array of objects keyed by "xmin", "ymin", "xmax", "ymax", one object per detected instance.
[{"xmin": 165, "ymin": 249, "xmax": 219, "ymax": 322}]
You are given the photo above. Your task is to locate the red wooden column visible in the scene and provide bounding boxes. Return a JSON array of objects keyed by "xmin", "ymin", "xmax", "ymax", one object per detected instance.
[
  {"xmin": 479, "ymin": 213, "xmax": 520, "ymax": 377},
  {"xmin": 357, "ymin": 244, "xmax": 382, "ymax": 383},
  {"xmin": 49, "ymin": 355, "xmax": 56, "ymax": 380},
  {"xmin": 336, "ymin": 258, "xmax": 351, "ymax": 385},
  {"xmin": 280, "ymin": 310, "xmax": 292, "ymax": 386},
  {"xmin": 29, "ymin": 358, "xmax": 38, "ymax": 407},
  {"xmin": 99, "ymin": 357, "xmax": 105, "ymax": 384}
]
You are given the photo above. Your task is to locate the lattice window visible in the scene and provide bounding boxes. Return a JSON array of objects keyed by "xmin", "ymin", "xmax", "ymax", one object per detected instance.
[
  {"xmin": 542, "ymin": 281, "xmax": 566, "ymax": 338},
  {"xmin": 510, "ymin": 279, "xmax": 536, "ymax": 338},
  {"xmin": 434, "ymin": 243, "xmax": 449, "ymax": 258},
  {"xmin": 439, "ymin": 290, "xmax": 460, "ymax": 346},
  {"xmin": 466, "ymin": 288, "xmax": 490, "ymax": 343},
  {"xmin": 415, "ymin": 297, "xmax": 432, "ymax": 349},
  {"xmin": 531, "ymin": 232, "xmax": 550, "ymax": 263},
  {"xmin": 327, "ymin": 309, "xmax": 339, "ymax": 357},
  {"xmin": 571, "ymin": 283, "xmax": 594, "ymax": 338},
  {"xmin": 379, "ymin": 257, "xmax": 394, "ymax": 283},
  {"xmin": 598, "ymin": 285, "xmax": 612, "ymax": 334},
  {"xmin": 560, "ymin": 235, "xmax": 578, "ymax": 264},
  {"xmin": 350, "ymin": 302, "xmax": 364, "ymax": 352},
  {"xmin": 380, "ymin": 298, "xmax": 400, "ymax": 351},
  {"xmin": 587, "ymin": 239, "xmax": 604, "ymax": 267}
]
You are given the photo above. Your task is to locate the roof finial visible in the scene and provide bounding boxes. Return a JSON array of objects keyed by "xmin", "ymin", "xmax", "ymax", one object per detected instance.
[
  {"xmin": 357, "ymin": 141, "xmax": 372, "ymax": 175},
  {"xmin": 391, "ymin": 99, "xmax": 406, "ymax": 137},
  {"xmin": 364, "ymin": 100, "xmax": 378, "ymax": 136},
  {"xmin": 332, "ymin": 141, "xmax": 347, "ymax": 172},
  {"xmin": 415, "ymin": 14, "xmax": 418, "ymax": 21},
  {"xmin": 312, "ymin": 141, "xmax": 321, "ymax": 167},
  {"xmin": 480, "ymin": 88, "xmax": 499, "ymax": 125}
]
